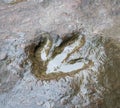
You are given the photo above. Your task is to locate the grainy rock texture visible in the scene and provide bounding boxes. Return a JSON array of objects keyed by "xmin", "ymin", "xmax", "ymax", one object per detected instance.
[{"xmin": 0, "ymin": 0, "xmax": 120, "ymax": 108}]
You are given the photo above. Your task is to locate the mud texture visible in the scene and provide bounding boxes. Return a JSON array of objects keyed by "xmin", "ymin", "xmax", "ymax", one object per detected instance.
[
  {"xmin": 0, "ymin": 0, "xmax": 120, "ymax": 108},
  {"xmin": 0, "ymin": 30, "xmax": 120, "ymax": 108}
]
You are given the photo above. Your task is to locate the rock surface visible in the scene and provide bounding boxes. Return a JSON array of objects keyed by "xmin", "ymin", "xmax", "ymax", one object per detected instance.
[{"xmin": 0, "ymin": 0, "xmax": 120, "ymax": 108}]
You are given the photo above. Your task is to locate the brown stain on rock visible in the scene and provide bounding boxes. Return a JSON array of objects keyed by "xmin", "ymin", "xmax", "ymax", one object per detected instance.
[{"xmin": 25, "ymin": 31, "xmax": 93, "ymax": 81}]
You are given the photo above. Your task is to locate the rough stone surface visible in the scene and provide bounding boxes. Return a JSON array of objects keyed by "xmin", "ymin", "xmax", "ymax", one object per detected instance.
[
  {"xmin": 0, "ymin": 52, "xmax": 7, "ymax": 61},
  {"xmin": 0, "ymin": 0, "xmax": 120, "ymax": 108}
]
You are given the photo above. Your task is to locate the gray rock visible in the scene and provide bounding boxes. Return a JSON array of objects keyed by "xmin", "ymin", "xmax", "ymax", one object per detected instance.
[
  {"xmin": 0, "ymin": 52, "xmax": 7, "ymax": 61},
  {"xmin": 0, "ymin": 0, "xmax": 120, "ymax": 108}
]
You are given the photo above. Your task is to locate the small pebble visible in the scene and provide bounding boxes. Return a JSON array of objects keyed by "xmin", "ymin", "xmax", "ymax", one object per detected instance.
[
  {"xmin": 61, "ymin": 98, "xmax": 68, "ymax": 105},
  {"xmin": 0, "ymin": 52, "xmax": 7, "ymax": 61}
]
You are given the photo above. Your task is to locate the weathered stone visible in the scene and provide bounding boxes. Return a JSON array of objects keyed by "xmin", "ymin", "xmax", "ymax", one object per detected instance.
[
  {"xmin": 0, "ymin": 52, "xmax": 7, "ymax": 61},
  {"xmin": 2, "ymin": 0, "xmax": 26, "ymax": 4},
  {"xmin": 0, "ymin": 29, "xmax": 119, "ymax": 108},
  {"xmin": 0, "ymin": 0, "xmax": 120, "ymax": 108}
]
